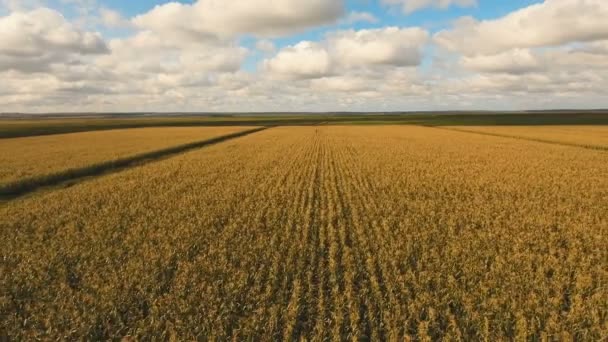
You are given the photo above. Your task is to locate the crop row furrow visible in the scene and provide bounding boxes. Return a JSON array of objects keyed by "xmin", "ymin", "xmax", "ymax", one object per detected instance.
[{"xmin": 339, "ymin": 137, "xmax": 411, "ymax": 337}]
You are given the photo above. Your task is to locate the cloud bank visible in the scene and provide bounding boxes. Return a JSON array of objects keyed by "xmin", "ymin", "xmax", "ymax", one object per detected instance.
[{"xmin": 0, "ymin": 0, "xmax": 607, "ymax": 112}]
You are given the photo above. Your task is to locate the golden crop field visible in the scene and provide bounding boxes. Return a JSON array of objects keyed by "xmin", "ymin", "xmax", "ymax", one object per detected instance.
[
  {"xmin": 448, "ymin": 125, "xmax": 608, "ymax": 150},
  {"xmin": 1, "ymin": 126, "xmax": 607, "ymax": 340},
  {"xmin": 0, "ymin": 126, "xmax": 255, "ymax": 194}
]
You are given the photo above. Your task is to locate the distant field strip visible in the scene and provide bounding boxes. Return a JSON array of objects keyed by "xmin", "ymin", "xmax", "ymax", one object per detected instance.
[
  {"xmin": 2, "ymin": 126, "xmax": 606, "ymax": 340},
  {"xmin": 442, "ymin": 125, "xmax": 608, "ymax": 150},
  {"xmin": 0, "ymin": 126, "xmax": 260, "ymax": 197},
  {"xmin": 0, "ymin": 118, "xmax": 300, "ymax": 139},
  {"xmin": 2, "ymin": 113, "xmax": 608, "ymax": 138}
]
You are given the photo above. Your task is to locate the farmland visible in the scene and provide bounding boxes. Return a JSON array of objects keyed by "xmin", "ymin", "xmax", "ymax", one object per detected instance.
[
  {"xmin": 1, "ymin": 124, "xmax": 607, "ymax": 340},
  {"xmin": 0, "ymin": 126, "xmax": 256, "ymax": 196},
  {"xmin": 2, "ymin": 111, "xmax": 608, "ymax": 138},
  {"xmin": 447, "ymin": 125, "xmax": 608, "ymax": 150}
]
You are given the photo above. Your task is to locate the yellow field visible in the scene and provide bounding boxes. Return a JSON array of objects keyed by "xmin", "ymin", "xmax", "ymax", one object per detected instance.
[
  {"xmin": 1, "ymin": 126, "xmax": 606, "ymax": 340},
  {"xmin": 0, "ymin": 126, "xmax": 255, "ymax": 192},
  {"xmin": 450, "ymin": 125, "xmax": 608, "ymax": 149}
]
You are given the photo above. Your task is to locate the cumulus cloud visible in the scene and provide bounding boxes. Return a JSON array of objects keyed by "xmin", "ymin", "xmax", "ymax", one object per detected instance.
[
  {"xmin": 311, "ymin": 76, "xmax": 372, "ymax": 92},
  {"xmin": 93, "ymin": 31, "xmax": 248, "ymax": 92},
  {"xmin": 431, "ymin": 0, "xmax": 608, "ymax": 104},
  {"xmin": 329, "ymin": 27, "xmax": 428, "ymax": 67},
  {"xmin": 435, "ymin": 0, "xmax": 608, "ymax": 56},
  {"xmin": 460, "ymin": 49, "xmax": 543, "ymax": 74},
  {"xmin": 383, "ymin": 0, "xmax": 476, "ymax": 14},
  {"xmin": 2, "ymin": 0, "xmax": 608, "ymax": 112},
  {"xmin": 133, "ymin": 0, "xmax": 345, "ymax": 40},
  {"xmin": 0, "ymin": 8, "xmax": 108, "ymax": 72},
  {"xmin": 264, "ymin": 27, "xmax": 428, "ymax": 79},
  {"xmin": 577, "ymin": 40, "xmax": 608, "ymax": 55},
  {"xmin": 447, "ymin": 68, "xmax": 605, "ymax": 98},
  {"xmin": 263, "ymin": 41, "xmax": 332, "ymax": 79},
  {"xmin": 0, "ymin": 5, "xmax": 250, "ymax": 112}
]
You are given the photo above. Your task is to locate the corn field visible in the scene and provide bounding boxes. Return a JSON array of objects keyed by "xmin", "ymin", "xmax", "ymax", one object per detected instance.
[
  {"xmin": 1, "ymin": 126, "xmax": 607, "ymax": 340},
  {"xmin": 0, "ymin": 126, "xmax": 252, "ymax": 192},
  {"xmin": 449, "ymin": 125, "xmax": 608, "ymax": 150}
]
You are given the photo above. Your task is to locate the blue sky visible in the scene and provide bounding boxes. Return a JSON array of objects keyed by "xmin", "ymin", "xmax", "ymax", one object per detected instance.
[
  {"xmin": 37, "ymin": 0, "xmax": 544, "ymax": 42},
  {"xmin": 87, "ymin": 0, "xmax": 544, "ymax": 40},
  {"xmin": 1, "ymin": 0, "xmax": 607, "ymax": 112},
  {"xmin": 151, "ymin": 0, "xmax": 543, "ymax": 73},
  {"xmin": 89, "ymin": 0, "xmax": 542, "ymax": 27}
]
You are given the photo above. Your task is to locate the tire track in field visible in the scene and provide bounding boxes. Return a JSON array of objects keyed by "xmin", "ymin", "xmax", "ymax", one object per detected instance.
[
  {"xmin": 329, "ymin": 142, "xmax": 371, "ymax": 341},
  {"xmin": 290, "ymin": 131, "xmax": 323, "ymax": 340},
  {"xmin": 284, "ymin": 128, "xmax": 383, "ymax": 340},
  {"xmin": 302, "ymin": 130, "xmax": 367, "ymax": 340},
  {"xmin": 345, "ymin": 136, "xmax": 419, "ymax": 338},
  {"xmin": 331, "ymin": 139, "xmax": 387, "ymax": 341},
  {"xmin": 252, "ymin": 135, "xmax": 317, "ymax": 340},
  {"xmin": 314, "ymin": 133, "xmax": 349, "ymax": 341},
  {"xmin": 0, "ymin": 127, "xmax": 269, "ymax": 203},
  {"xmin": 431, "ymin": 126, "xmax": 608, "ymax": 151},
  {"xmin": 324, "ymin": 144, "xmax": 347, "ymax": 341},
  {"xmin": 203, "ymin": 129, "xmax": 314, "ymax": 339},
  {"xmin": 285, "ymin": 128, "xmax": 340, "ymax": 340},
  {"xmin": 216, "ymin": 127, "xmax": 322, "ymax": 339},
  {"xmin": 263, "ymin": 133, "xmax": 318, "ymax": 340},
  {"xmin": 331, "ymin": 129, "xmax": 410, "ymax": 340},
  {"xmin": 224, "ymin": 127, "xmax": 320, "ymax": 340},
  {"xmin": 311, "ymin": 132, "xmax": 332, "ymax": 341}
]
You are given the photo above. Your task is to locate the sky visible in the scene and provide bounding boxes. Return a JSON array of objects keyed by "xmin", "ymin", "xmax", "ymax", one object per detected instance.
[{"xmin": 1, "ymin": 0, "xmax": 607, "ymax": 113}]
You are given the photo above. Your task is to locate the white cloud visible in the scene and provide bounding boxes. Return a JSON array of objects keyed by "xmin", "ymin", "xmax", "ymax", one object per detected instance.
[
  {"xmin": 133, "ymin": 0, "xmax": 345, "ymax": 40},
  {"xmin": 460, "ymin": 49, "xmax": 543, "ymax": 74},
  {"xmin": 94, "ymin": 32, "xmax": 248, "ymax": 85},
  {"xmin": 311, "ymin": 76, "xmax": 372, "ymax": 92},
  {"xmin": 264, "ymin": 27, "xmax": 428, "ymax": 79},
  {"xmin": 329, "ymin": 27, "xmax": 428, "ymax": 67},
  {"xmin": 435, "ymin": 0, "xmax": 608, "ymax": 56},
  {"xmin": 1, "ymin": 0, "xmax": 608, "ymax": 112},
  {"xmin": 446, "ymin": 69, "xmax": 604, "ymax": 97},
  {"xmin": 0, "ymin": 8, "xmax": 108, "ymax": 72},
  {"xmin": 263, "ymin": 41, "xmax": 332, "ymax": 79},
  {"xmin": 383, "ymin": 0, "xmax": 476, "ymax": 14},
  {"xmin": 575, "ymin": 40, "xmax": 608, "ymax": 55},
  {"xmin": 460, "ymin": 44, "xmax": 608, "ymax": 75}
]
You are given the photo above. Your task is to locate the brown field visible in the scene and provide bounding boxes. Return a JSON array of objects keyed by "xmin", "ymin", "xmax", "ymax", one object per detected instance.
[
  {"xmin": 449, "ymin": 125, "xmax": 608, "ymax": 150},
  {"xmin": 1, "ymin": 126, "xmax": 607, "ymax": 340},
  {"xmin": 0, "ymin": 126, "xmax": 254, "ymax": 193}
]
